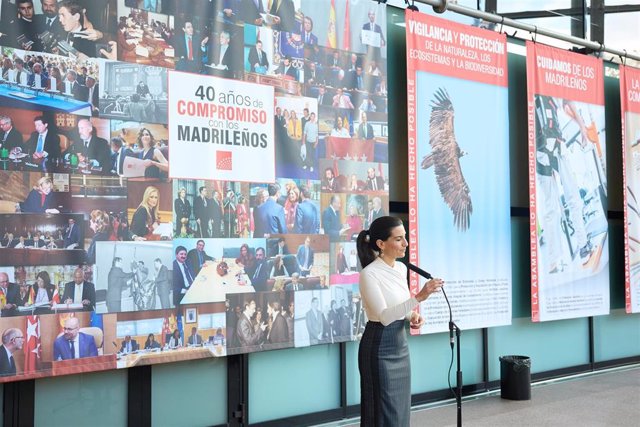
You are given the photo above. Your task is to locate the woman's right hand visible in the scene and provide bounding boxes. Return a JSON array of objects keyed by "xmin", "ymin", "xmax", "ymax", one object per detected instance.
[{"xmin": 415, "ymin": 278, "xmax": 444, "ymax": 302}]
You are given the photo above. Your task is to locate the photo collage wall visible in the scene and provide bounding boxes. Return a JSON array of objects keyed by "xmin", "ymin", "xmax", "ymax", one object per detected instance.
[{"xmin": 0, "ymin": 0, "xmax": 388, "ymax": 381}]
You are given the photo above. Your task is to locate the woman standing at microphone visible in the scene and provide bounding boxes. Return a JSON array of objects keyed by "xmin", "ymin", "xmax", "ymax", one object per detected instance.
[{"xmin": 356, "ymin": 216, "xmax": 443, "ymax": 427}]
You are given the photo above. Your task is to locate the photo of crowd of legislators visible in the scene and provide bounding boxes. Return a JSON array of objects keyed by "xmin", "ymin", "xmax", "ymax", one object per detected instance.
[{"xmin": 0, "ymin": 0, "xmax": 389, "ymax": 382}]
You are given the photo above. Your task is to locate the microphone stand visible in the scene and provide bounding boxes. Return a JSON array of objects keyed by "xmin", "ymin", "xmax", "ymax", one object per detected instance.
[
  {"xmin": 441, "ymin": 289, "xmax": 462, "ymax": 427},
  {"xmin": 406, "ymin": 262, "xmax": 462, "ymax": 427}
]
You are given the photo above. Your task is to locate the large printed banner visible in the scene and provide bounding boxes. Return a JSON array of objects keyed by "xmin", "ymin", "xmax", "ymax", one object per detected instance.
[
  {"xmin": 0, "ymin": 0, "xmax": 390, "ymax": 383},
  {"xmin": 527, "ymin": 42, "xmax": 609, "ymax": 322},
  {"xmin": 621, "ymin": 65, "xmax": 640, "ymax": 313},
  {"xmin": 168, "ymin": 71, "xmax": 275, "ymax": 182},
  {"xmin": 406, "ymin": 11, "xmax": 512, "ymax": 334}
]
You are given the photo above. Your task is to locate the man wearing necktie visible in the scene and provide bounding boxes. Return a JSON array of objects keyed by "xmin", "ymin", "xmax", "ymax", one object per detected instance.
[
  {"xmin": 174, "ymin": 20, "xmax": 207, "ymax": 73},
  {"xmin": 53, "ymin": 317, "xmax": 98, "ymax": 360},
  {"xmin": 296, "ymin": 236, "xmax": 315, "ymax": 277},
  {"xmin": 34, "ymin": 0, "xmax": 63, "ymax": 37},
  {"xmin": 193, "ymin": 186, "xmax": 212, "ymax": 238},
  {"xmin": 0, "ymin": 116, "xmax": 23, "ymax": 153},
  {"xmin": 173, "ymin": 246, "xmax": 194, "ymax": 305},
  {"xmin": 27, "ymin": 115, "xmax": 60, "ymax": 162},
  {"xmin": 0, "ymin": 328, "xmax": 24, "ymax": 377},
  {"xmin": 302, "ymin": 16, "xmax": 317, "ymax": 45},
  {"xmin": 187, "ymin": 239, "xmax": 214, "ymax": 276}
]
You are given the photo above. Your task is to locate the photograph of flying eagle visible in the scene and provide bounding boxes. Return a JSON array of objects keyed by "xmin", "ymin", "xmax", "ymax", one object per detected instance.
[{"xmin": 421, "ymin": 88, "xmax": 473, "ymax": 231}]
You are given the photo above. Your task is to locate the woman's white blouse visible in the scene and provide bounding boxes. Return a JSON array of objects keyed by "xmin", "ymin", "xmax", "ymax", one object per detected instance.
[{"xmin": 359, "ymin": 257, "xmax": 418, "ymax": 326}]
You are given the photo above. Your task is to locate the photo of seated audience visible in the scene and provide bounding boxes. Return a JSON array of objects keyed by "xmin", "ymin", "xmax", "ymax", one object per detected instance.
[
  {"xmin": 0, "ymin": 213, "xmax": 85, "ymax": 265},
  {"xmin": 226, "ymin": 291, "xmax": 294, "ymax": 355},
  {"xmin": 317, "ymin": 159, "xmax": 388, "ymax": 194},
  {"xmin": 92, "ymin": 240, "xmax": 172, "ymax": 313},
  {"xmin": 99, "ymin": 61, "xmax": 168, "ymax": 124},
  {"xmin": 116, "ymin": 5, "xmax": 176, "ymax": 67},
  {"xmin": 113, "ymin": 304, "xmax": 226, "ymax": 367},
  {"xmin": 110, "ymin": 121, "xmax": 169, "ymax": 179}
]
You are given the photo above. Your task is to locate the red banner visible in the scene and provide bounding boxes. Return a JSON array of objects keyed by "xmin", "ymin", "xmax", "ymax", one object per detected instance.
[
  {"xmin": 527, "ymin": 42, "xmax": 609, "ymax": 322},
  {"xmin": 324, "ymin": 136, "xmax": 374, "ymax": 162},
  {"xmin": 406, "ymin": 11, "xmax": 508, "ymax": 87},
  {"xmin": 526, "ymin": 42, "xmax": 604, "ymax": 105}
]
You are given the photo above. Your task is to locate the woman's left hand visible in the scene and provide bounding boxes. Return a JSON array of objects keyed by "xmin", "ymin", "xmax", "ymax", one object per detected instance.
[{"xmin": 409, "ymin": 311, "xmax": 424, "ymax": 329}]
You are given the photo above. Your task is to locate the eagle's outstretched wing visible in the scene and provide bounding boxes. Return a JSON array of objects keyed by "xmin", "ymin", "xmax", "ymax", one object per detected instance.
[{"xmin": 427, "ymin": 88, "xmax": 472, "ymax": 231}]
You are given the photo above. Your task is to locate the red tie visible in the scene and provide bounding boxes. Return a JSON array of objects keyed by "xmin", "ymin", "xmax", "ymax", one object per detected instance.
[
  {"xmin": 188, "ymin": 38, "xmax": 193, "ymax": 60},
  {"xmin": 40, "ymin": 192, "xmax": 46, "ymax": 207}
]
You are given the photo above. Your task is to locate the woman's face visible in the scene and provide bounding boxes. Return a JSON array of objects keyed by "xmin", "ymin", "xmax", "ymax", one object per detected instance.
[
  {"xmin": 36, "ymin": 277, "xmax": 45, "ymax": 288},
  {"xmin": 141, "ymin": 129, "xmax": 152, "ymax": 147},
  {"xmin": 337, "ymin": 118, "xmax": 343, "ymax": 129},
  {"xmin": 89, "ymin": 218, "xmax": 98, "ymax": 232},
  {"xmin": 179, "ymin": 189, "xmax": 185, "ymax": 198},
  {"xmin": 240, "ymin": 245, "xmax": 247, "ymax": 256},
  {"xmin": 349, "ymin": 205, "xmax": 357, "ymax": 215},
  {"xmin": 58, "ymin": 6, "xmax": 79, "ymax": 32},
  {"xmin": 378, "ymin": 225, "xmax": 408, "ymax": 260},
  {"xmin": 288, "ymin": 190, "xmax": 297, "ymax": 202},
  {"xmin": 147, "ymin": 190, "xmax": 159, "ymax": 208}
]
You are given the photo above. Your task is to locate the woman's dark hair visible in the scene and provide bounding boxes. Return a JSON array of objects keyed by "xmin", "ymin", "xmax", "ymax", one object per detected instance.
[
  {"xmin": 172, "ymin": 329, "xmax": 180, "ymax": 338},
  {"xmin": 36, "ymin": 271, "xmax": 51, "ymax": 287},
  {"xmin": 145, "ymin": 333, "xmax": 154, "ymax": 345},
  {"xmin": 356, "ymin": 216, "xmax": 403, "ymax": 268}
]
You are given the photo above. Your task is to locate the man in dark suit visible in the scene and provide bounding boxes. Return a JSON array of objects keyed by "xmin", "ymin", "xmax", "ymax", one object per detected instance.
[
  {"xmin": 248, "ymin": 247, "xmax": 270, "ymax": 292},
  {"xmin": 26, "ymin": 115, "xmax": 60, "ymax": 163},
  {"xmin": 253, "ymin": 183, "xmax": 287, "ymax": 238},
  {"xmin": 295, "ymin": 187, "xmax": 320, "ymax": 234},
  {"xmin": 64, "ymin": 118, "xmax": 112, "ymax": 172},
  {"xmin": 154, "ymin": 258, "xmax": 171, "ymax": 309},
  {"xmin": 84, "ymin": 76, "xmax": 100, "ymax": 116},
  {"xmin": 210, "ymin": 191, "xmax": 223, "ymax": 238},
  {"xmin": 302, "ymin": 16, "xmax": 318, "ymax": 45},
  {"xmin": 284, "ymin": 272, "xmax": 304, "ymax": 291},
  {"xmin": 304, "ymin": 61, "xmax": 324, "ymax": 85},
  {"xmin": 110, "ymin": 136, "xmax": 134, "ymax": 176},
  {"xmin": 119, "ymin": 335, "xmax": 139, "ymax": 353},
  {"xmin": 62, "ymin": 268, "xmax": 96, "ymax": 311},
  {"xmin": 208, "ymin": 30, "xmax": 234, "ymax": 78},
  {"xmin": 0, "ymin": 116, "xmax": 24, "ymax": 153},
  {"xmin": 0, "ymin": 273, "xmax": 21, "ymax": 317},
  {"xmin": 53, "ymin": 317, "xmax": 98, "ymax": 360},
  {"xmin": 368, "ymin": 196, "xmax": 385, "ymax": 225},
  {"xmin": 173, "ymin": 246, "xmax": 194, "ymax": 305},
  {"xmin": 173, "ymin": 20, "xmax": 207, "ymax": 73},
  {"xmin": 0, "ymin": 328, "xmax": 24, "ymax": 377},
  {"xmin": 33, "ymin": 0, "xmax": 64, "ymax": 37},
  {"xmin": 321, "ymin": 168, "xmax": 339, "ymax": 192},
  {"xmin": 187, "ymin": 239, "xmax": 214, "ymax": 276},
  {"xmin": 316, "ymin": 86, "xmax": 330, "ymax": 107},
  {"xmin": 238, "ymin": 0, "xmax": 264, "ymax": 26},
  {"xmin": 357, "ymin": 111, "xmax": 375, "ymax": 140},
  {"xmin": 193, "ymin": 186, "xmax": 212, "ymax": 238},
  {"xmin": 347, "ymin": 66, "xmax": 365, "ymax": 91},
  {"xmin": 322, "ymin": 195, "xmax": 346, "ymax": 241},
  {"xmin": 187, "ymin": 327, "xmax": 203, "ymax": 345},
  {"xmin": 267, "ymin": 301, "xmax": 289, "ymax": 344},
  {"xmin": 106, "ymin": 257, "xmax": 135, "ymax": 313},
  {"xmin": 62, "ymin": 70, "xmax": 87, "ymax": 101},
  {"xmin": 236, "ymin": 300, "xmax": 266, "ymax": 349},
  {"xmin": 296, "ymin": 236, "xmax": 315, "ymax": 277},
  {"xmin": 248, "ymin": 39, "xmax": 269, "ymax": 73},
  {"xmin": 269, "ymin": 0, "xmax": 296, "ymax": 32},
  {"xmin": 277, "ymin": 56, "xmax": 298, "ymax": 80},
  {"xmin": 63, "ymin": 218, "xmax": 80, "ymax": 248},
  {"xmin": 365, "ymin": 167, "xmax": 384, "ymax": 191},
  {"xmin": 361, "ymin": 9, "xmax": 386, "ymax": 59}
]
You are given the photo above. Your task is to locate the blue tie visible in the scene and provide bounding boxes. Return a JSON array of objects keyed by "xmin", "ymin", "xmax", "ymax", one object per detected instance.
[
  {"xmin": 36, "ymin": 134, "xmax": 44, "ymax": 153},
  {"xmin": 69, "ymin": 339, "xmax": 75, "ymax": 359}
]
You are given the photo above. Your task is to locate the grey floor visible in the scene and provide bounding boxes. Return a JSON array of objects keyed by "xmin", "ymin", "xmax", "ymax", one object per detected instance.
[{"xmin": 320, "ymin": 365, "xmax": 640, "ymax": 426}]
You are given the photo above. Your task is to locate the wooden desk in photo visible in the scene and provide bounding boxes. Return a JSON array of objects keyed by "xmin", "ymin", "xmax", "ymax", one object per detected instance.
[{"xmin": 116, "ymin": 346, "xmax": 223, "ymax": 368}]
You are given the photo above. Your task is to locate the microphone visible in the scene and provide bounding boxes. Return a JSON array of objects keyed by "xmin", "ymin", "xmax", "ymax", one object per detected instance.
[
  {"xmin": 405, "ymin": 262, "xmax": 433, "ymax": 280},
  {"xmin": 405, "ymin": 262, "xmax": 453, "ymax": 346}
]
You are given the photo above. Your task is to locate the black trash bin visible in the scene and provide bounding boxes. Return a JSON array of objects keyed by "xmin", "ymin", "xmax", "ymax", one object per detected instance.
[{"xmin": 499, "ymin": 355, "xmax": 531, "ymax": 400}]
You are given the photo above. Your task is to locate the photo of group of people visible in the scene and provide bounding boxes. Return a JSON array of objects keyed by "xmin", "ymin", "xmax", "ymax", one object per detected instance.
[{"xmin": 0, "ymin": 0, "xmax": 389, "ymax": 382}]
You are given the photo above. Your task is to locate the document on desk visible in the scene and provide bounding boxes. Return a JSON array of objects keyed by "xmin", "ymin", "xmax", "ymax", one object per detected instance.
[{"xmin": 122, "ymin": 156, "xmax": 146, "ymax": 177}]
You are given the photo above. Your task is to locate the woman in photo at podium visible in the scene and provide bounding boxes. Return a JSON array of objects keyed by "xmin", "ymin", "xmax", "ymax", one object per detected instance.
[
  {"xmin": 356, "ymin": 216, "xmax": 443, "ymax": 427},
  {"xmin": 131, "ymin": 186, "xmax": 160, "ymax": 238}
]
